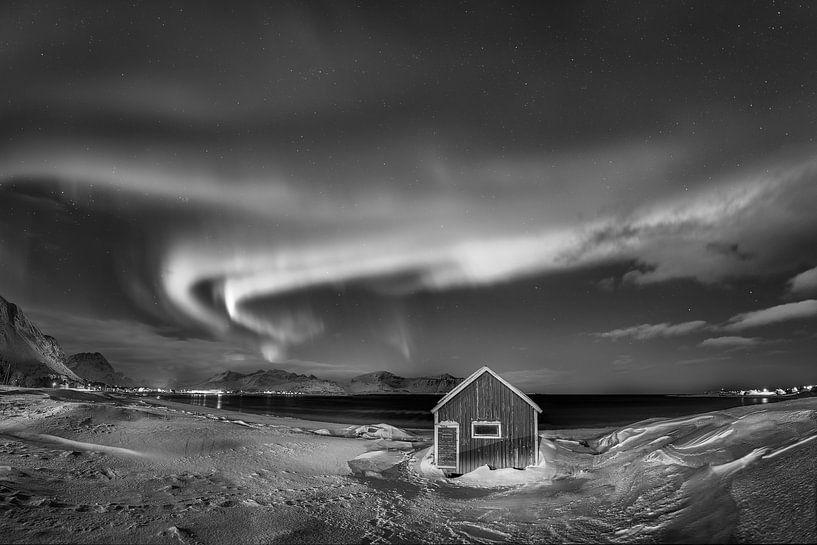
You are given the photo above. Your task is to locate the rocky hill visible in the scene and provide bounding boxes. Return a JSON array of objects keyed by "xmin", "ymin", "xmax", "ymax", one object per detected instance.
[
  {"xmin": 66, "ymin": 352, "xmax": 135, "ymax": 387},
  {"xmin": 190, "ymin": 369, "xmax": 346, "ymax": 394},
  {"xmin": 346, "ymin": 371, "xmax": 462, "ymax": 393},
  {"xmin": 0, "ymin": 295, "xmax": 82, "ymax": 385},
  {"xmin": 189, "ymin": 369, "xmax": 462, "ymax": 394}
]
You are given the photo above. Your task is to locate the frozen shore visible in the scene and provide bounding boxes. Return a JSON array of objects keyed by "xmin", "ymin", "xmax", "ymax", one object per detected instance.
[{"xmin": 1, "ymin": 386, "xmax": 816, "ymax": 543}]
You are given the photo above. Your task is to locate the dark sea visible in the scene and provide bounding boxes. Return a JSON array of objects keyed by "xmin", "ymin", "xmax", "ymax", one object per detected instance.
[{"xmin": 158, "ymin": 392, "xmax": 807, "ymax": 430}]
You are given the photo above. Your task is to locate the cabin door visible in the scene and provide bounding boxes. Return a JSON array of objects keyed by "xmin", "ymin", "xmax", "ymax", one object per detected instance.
[{"xmin": 435, "ymin": 422, "xmax": 459, "ymax": 472}]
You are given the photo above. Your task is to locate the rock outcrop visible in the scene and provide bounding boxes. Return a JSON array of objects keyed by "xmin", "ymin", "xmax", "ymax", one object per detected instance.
[
  {"xmin": 346, "ymin": 371, "xmax": 462, "ymax": 393},
  {"xmin": 66, "ymin": 352, "xmax": 135, "ymax": 387},
  {"xmin": 0, "ymin": 295, "xmax": 81, "ymax": 385},
  {"xmin": 190, "ymin": 369, "xmax": 346, "ymax": 394}
]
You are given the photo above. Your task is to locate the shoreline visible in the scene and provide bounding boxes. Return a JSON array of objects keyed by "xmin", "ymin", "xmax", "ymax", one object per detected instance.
[
  {"xmin": 148, "ymin": 389, "xmax": 813, "ymax": 433},
  {"xmin": 142, "ymin": 393, "xmax": 625, "ymax": 439},
  {"xmin": 143, "ymin": 393, "xmax": 438, "ymax": 437},
  {"xmin": 0, "ymin": 386, "xmax": 408, "ymax": 544},
  {"xmin": 2, "ymin": 387, "xmax": 816, "ymax": 543}
]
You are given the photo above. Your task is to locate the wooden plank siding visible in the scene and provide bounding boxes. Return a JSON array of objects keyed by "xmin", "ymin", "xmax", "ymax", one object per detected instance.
[{"xmin": 435, "ymin": 372, "xmax": 538, "ymax": 474}]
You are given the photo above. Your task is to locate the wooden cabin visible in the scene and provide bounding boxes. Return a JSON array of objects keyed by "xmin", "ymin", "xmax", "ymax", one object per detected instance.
[{"xmin": 431, "ymin": 366, "xmax": 542, "ymax": 475}]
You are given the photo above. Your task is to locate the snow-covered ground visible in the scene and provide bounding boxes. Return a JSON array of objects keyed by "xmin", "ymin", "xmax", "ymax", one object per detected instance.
[{"xmin": 1, "ymin": 386, "xmax": 815, "ymax": 543}]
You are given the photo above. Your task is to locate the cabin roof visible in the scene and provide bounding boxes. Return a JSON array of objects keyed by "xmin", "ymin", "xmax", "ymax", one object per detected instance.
[{"xmin": 431, "ymin": 366, "xmax": 542, "ymax": 414}]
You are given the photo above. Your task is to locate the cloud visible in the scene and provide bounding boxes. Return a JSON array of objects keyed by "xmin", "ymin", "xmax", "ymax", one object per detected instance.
[
  {"xmin": 6, "ymin": 131, "xmax": 817, "ymax": 365},
  {"xmin": 788, "ymin": 266, "xmax": 817, "ymax": 297},
  {"xmin": 705, "ymin": 241, "xmax": 753, "ymax": 261},
  {"xmin": 587, "ymin": 159, "xmax": 817, "ymax": 286},
  {"xmin": 5, "ymin": 3, "xmax": 817, "ymax": 373},
  {"xmin": 231, "ymin": 306, "xmax": 325, "ymax": 349},
  {"xmin": 607, "ymin": 298, "xmax": 817, "ymax": 350},
  {"xmin": 598, "ymin": 320, "xmax": 708, "ymax": 341},
  {"xmin": 724, "ymin": 299, "xmax": 817, "ymax": 331},
  {"xmin": 25, "ymin": 308, "xmax": 266, "ymax": 387},
  {"xmin": 596, "ymin": 276, "xmax": 617, "ymax": 292},
  {"xmin": 384, "ymin": 309, "xmax": 414, "ymax": 361},
  {"xmin": 610, "ymin": 354, "xmax": 653, "ymax": 373},
  {"xmin": 26, "ymin": 306, "xmax": 373, "ymax": 385},
  {"xmin": 500, "ymin": 368, "xmax": 570, "ymax": 391},
  {"xmin": 273, "ymin": 359, "xmax": 365, "ymax": 379},
  {"xmin": 698, "ymin": 336, "xmax": 763, "ymax": 350},
  {"xmin": 675, "ymin": 355, "xmax": 733, "ymax": 366}
]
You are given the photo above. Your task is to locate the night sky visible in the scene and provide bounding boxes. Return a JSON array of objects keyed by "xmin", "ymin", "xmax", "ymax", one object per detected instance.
[{"xmin": 2, "ymin": 1, "xmax": 817, "ymax": 392}]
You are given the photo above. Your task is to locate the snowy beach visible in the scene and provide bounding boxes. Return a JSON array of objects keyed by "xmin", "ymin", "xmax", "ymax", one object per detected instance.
[{"xmin": 1, "ymin": 386, "xmax": 816, "ymax": 543}]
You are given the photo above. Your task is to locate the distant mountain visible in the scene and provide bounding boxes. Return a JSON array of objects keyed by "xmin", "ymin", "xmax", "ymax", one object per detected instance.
[
  {"xmin": 190, "ymin": 368, "xmax": 346, "ymax": 394},
  {"xmin": 66, "ymin": 352, "xmax": 135, "ymax": 387},
  {"xmin": 346, "ymin": 371, "xmax": 462, "ymax": 393},
  {"xmin": 0, "ymin": 295, "xmax": 82, "ymax": 385},
  {"xmin": 188, "ymin": 368, "xmax": 461, "ymax": 394}
]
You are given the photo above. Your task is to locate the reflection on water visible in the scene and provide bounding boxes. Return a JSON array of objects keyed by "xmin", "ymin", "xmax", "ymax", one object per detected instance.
[
  {"xmin": 169, "ymin": 393, "xmax": 443, "ymax": 428},
  {"xmin": 185, "ymin": 393, "xmax": 223, "ymax": 410}
]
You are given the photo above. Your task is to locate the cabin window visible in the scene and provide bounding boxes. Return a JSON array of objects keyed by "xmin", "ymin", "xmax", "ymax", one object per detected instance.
[{"xmin": 471, "ymin": 421, "xmax": 501, "ymax": 439}]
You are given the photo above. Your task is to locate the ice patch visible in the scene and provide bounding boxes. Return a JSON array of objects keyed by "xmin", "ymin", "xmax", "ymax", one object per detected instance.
[
  {"xmin": 352, "ymin": 423, "xmax": 419, "ymax": 441},
  {"xmin": 762, "ymin": 433, "xmax": 817, "ymax": 460},
  {"xmin": 451, "ymin": 521, "xmax": 512, "ymax": 543},
  {"xmin": 674, "ymin": 427, "xmax": 734, "ymax": 450},
  {"xmin": 0, "ymin": 429, "xmax": 148, "ymax": 458},
  {"xmin": 608, "ymin": 427, "xmax": 648, "ymax": 450},
  {"xmin": 416, "ymin": 446, "xmax": 446, "ymax": 479},
  {"xmin": 356, "ymin": 450, "xmax": 385, "ymax": 459},
  {"xmin": 644, "ymin": 448, "xmax": 689, "ymax": 467},
  {"xmin": 711, "ymin": 447, "xmax": 768, "ymax": 477},
  {"xmin": 347, "ymin": 448, "xmax": 406, "ymax": 477},
  {"xmin": 614, "ymin": 523, "xmax": 665, "ymax": 539}
]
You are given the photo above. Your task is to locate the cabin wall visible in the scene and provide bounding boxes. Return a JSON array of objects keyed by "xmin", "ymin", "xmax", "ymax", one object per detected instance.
[{"xmin": 435, "ymin": 372, "xmax": 537, "ymax": 473}]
